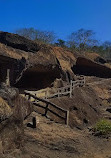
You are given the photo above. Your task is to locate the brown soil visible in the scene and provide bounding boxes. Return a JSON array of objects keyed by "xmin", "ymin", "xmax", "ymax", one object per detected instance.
[
  {"xmin": 1, "ymin": 112, "xmax": 111, "ymax": 158},
  {"xmin": 34, "ymin": 85, "xmax": 102, "ymax": 129},
  {"xmin": 0, "ymin": 79, "xmax": 111, "ymax": 158}
]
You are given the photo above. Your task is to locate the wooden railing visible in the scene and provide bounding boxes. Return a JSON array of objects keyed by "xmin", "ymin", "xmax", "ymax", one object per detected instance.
[
  {"xmin": 24, "ymin": 91, "xmax": 69, "ymax": 125},
  {"xmin": 25, "ymin": 76, "xmax": 85, "ymax": 99}
]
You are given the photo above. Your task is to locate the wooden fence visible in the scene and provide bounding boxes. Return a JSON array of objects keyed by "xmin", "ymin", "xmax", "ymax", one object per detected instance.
[
  {"xmin": 24, "ymin": 91, "xmax": 69, "ymax": 125},
  {"xmin": 25, "ymin": 76, "xmax": 85, "ymax": 100}
]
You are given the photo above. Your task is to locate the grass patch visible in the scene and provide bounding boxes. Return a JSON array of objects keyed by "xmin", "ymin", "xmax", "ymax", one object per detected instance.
[{"xmin": 94, "ymin": 119, "xmax": 111, "ymax": 135}]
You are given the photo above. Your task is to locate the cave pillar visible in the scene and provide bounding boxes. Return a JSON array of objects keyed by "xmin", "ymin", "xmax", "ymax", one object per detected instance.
[{"xmin": 6, "ymin": 69, "xmax": 10, "ymax": 87}]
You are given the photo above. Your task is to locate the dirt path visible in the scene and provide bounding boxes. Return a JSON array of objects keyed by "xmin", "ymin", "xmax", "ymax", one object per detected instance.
[
  {"xmin": 1, "ymin": 112, "xmax": 111, "ymax": 158},
  {"xmin": 22, "ymin": 113, "xmax": 111, "ymax": 158}
]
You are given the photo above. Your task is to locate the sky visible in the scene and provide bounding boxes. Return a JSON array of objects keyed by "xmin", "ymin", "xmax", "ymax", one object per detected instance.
[{"xmin": 0, "ymin": 0, "xmax": 111, "ymax": 42}]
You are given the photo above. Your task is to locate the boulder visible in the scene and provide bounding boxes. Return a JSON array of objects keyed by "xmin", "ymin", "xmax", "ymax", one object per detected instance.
[
  {"xmin": 53, "ymin": 78, "xmax": 63, "ymax": 88},
  {"xmin": 0, "ymin": 31, "xmax": 40, "ymax": 53},
  {"xmin": 72, "ymin": 57, "xmax": 111, "ymax": 78},
  {"xmin": 0, "ymin": 83, "xmax": 19, "ymax": 106}
]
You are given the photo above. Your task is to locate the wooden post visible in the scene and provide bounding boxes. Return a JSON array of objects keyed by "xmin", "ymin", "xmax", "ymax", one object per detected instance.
[
  {"xmin": 28, "ymin": 95, "xmax": 31, "ymax": 100},
  {"xmin": 6, "ymin": 69, "xmax": 10, "ymax": 86},
  {"xmin": 0, "ymin": 141, "xmax": 3, "ymax": 154},
  {"xmin": 84, "ymin": 76, "xmax": 85, "ymax": 85},
  {"xmin": 65, "ymin": 110, "xmax": 69, "ymax": 126},
  {"xmin": 72, "ymin": 80, "xmax": 73, "ymax": 89},
  {"xmin": 70, "ymin": 80, "xmax": 72, "ymax": 98},
  {"xmin": 58, "ymin": 89, "xmax": 60, "ymax": 98},
  {"xmin": 34, "ymin": 93, "xmax": 36, "ymax": 102},
  {"xmin": 70, "ymin": 87, "xmax": 72, "ymax": 98},
  {"xmin": 44, "ymin": 103, "xmax": 49, "ymax": 116},
  {"xmin": 46, "ymin": 90, "xmax": 48, "ymax": 99}
]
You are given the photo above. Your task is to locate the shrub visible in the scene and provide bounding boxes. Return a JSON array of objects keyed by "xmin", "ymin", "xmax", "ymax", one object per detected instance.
[{"xmin": 94, "ymin": 119, "xmax": 111, "ymax": 135}]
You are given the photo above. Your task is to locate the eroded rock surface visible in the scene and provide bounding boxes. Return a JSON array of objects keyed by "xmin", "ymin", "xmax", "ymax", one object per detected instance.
[
  {"xmin": 0, "ymin": 31, "xmax": 40, "ymax": 53},
  {"xmin": 0, "ymin": 97, "xmax": 12, "ymax": 122},
  {"xmin": 72, "ymin": 57, "xmax": 111, "ymax": 78},
  {"xmin": 0, "ymin": 85, "xmax": 33, "ymax": 155}
]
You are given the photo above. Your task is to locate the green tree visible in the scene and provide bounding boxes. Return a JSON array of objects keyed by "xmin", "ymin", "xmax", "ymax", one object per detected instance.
[
  {"xmin": 103, "ymin": 41, "xmax": 111, "ymax": 58},
  {"xmin": 92, "ymin": 45, "xmax": 105, "ymax": 56},
  {"xmin": 55, "ymin": 39, "xmax": 66, "ymax": 47}
]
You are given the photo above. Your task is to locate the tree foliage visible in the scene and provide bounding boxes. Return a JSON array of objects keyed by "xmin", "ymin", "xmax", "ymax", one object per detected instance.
[
  {"xmin": 55, "ymin": 39, "xmax": 66, "ymax": 47},
  {"xmin": 102, "ymin": 41, "xmax": 111, "ymax": 58},
  {"xmin": 15, "ymin": 27, "xmax": 111, "ymax": 59},
  {"xmin": 16, "ymin": 28, "xmax": 56, "ymax": 44},
  {"xmin": 68, "ymin": 28, "xmax": 97, "ymax": 51},
  {"xmin": 16, "ymin": 28, "xmax": 36, "ymax": 40}
]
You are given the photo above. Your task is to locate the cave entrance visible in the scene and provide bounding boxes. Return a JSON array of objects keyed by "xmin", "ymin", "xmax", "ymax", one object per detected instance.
[
  {"xmin": 15, "ymin": 68, "xmax": 61, "ymax": 92},
  {"xmin": 72, "ymin": 57, "xmax": 111, "ymax": 78}
]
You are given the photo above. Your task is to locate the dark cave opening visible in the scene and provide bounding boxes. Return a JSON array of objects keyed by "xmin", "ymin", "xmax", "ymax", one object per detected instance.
[
  {"xmin": 72, "ymin": 57, "xmax": 111, "ymax": 78},
  {"xmin": 15, "ymin": 69, "xmax": 61, "ymax": 91}
]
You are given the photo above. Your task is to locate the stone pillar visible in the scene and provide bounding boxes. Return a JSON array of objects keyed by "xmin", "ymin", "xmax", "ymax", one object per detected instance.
[
  {"xmin": 0, "ymin": 141, "xmax": 3, "ymax": 155},
  {"xmin": 6, "ymin": 69, "xmax": 10, "ymax": 87}
]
